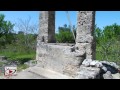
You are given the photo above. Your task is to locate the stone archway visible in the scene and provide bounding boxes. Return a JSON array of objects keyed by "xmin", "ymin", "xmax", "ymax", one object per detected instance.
[{"xmin": 36, "ymin": 11, "xmax": 96, "ymax": 77}]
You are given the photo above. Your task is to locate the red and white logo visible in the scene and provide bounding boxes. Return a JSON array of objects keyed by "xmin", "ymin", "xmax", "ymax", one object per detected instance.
[{"xmin": 4, "ymin": 66, "xmax": 17, "ymax": 76}]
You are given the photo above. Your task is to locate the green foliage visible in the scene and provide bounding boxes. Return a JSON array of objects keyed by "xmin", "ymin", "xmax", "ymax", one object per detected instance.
[
  {"xmin": 17, "ymin": 64, "xmax": 29, "ymax": 71},
  {"xmin": 8, "ymin": 54, "xmax": 35, "ymax": 64},
  {"xmin": 56, "ymin": 24, "xmax": 120, "ymax": 64},
  {"xmin": 0, "ymin": 32, "xmax": 36, "ymax": 65},
  {"xmin": 0, "ymin": 14, "xmax": 14, "ymax": 45},
  {"xmin": 0, "ymin": 15, "xmax": 37, "ymax": 71},
  {"xmin": 55, "ymin": 24, "xmax": 76, "ymax": 43},
  {"xmin": 0, "ymin": 14, "xmax": 15, "ymax": 48},
  {"xmin": 95, "ymin": 23, "xmax": 120, "ymax": 64},
  {"xmin": 0, "ymin": 62, "xmax": 4, "ymax": 67},
  {"xmin": 12, "ymin": 33, "xmax": 36, "ymax": 53},
  {"xmin": 0, "ymin": 49, "xmax": 36, "ymax": 64}
]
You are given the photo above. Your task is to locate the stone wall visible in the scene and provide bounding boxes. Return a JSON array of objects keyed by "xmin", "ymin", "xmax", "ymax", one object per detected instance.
[
  {"xmin": 37, "ymin": 11, "xmax": 55, "ymax": 43},
  {"xmin": 36, "ymin": 11, "xmax": 96, "ymax": 77},
  {"xmin": 36, "ymin": 43, "xmax": 85, "ymax": 77},
  {"xmin": 76, "ymin": 59, "xmax": 120, "ymax": 79},
  {"xmin": 76, "ymin": 11, "xmax": 96, "ymax": 59}
]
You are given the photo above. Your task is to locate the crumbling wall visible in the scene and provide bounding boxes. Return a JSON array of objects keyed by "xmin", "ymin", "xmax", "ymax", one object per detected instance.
[
  {"xmin": 36, "ymin": 43, "xmax": 85, "ymax": 77},
  {"xmin": 75, "ymin": 11, "xmax": 96, "ymax": 59},
  {"xmin": 76, "ymin": 59, "xmax": 120, "ymax": 79},
  {"xmin": 36, "ymin": 11, "xmax": 96, "ymax": 77},
  {"xmin": 37, "ymin": 11, "xmax": 55, "ymax": 43}
]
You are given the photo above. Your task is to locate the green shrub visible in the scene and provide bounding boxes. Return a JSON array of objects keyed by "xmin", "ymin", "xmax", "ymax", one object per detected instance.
[
  {"xmin": 17, "ymin": 64, "xmax": 29, "ymax": 71},
  {"xmin": 7, "ymin": 54, "xmax": 36, "ymax": 64}
]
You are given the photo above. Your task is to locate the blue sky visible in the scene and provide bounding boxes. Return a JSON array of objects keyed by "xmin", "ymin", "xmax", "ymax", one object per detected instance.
[{"xmin": 0, "ymin": 11, "xmax": 120, "ymax": 33}]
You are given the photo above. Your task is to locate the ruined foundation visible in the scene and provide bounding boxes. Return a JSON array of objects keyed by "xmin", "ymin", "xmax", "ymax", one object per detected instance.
[
  {"xmin": 36, "ymin": 11, "xmax": 96, "ymax": 78},
  {"xmin": 36, "ymin": 43, "xmax": 85, "ymax": 77}
]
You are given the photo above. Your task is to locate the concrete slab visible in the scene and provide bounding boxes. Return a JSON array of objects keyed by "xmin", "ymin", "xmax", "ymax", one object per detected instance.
[{"xmin": 28, "ymin": 66, "xmax": 74, "ymax": 79}]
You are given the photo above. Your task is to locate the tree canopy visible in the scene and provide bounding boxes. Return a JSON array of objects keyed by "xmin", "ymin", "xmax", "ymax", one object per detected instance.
[{"xmin": 0, "ymin": 14, "xmax": 14, "ymax": 47}]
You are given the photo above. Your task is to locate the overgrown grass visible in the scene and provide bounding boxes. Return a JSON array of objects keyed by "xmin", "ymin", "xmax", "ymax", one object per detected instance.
[
  {"xmin": 0, "ymin": 62, "xmax": 4, "ymax": 67},
  {"xmin": 0, "ymin": 42, "xmax": 36, "ymax": 73},
  {"xmin": 9, "ymin": 54, "xmax": 35, "ymax": 64},
  {"xmin": 96, "ymin": 40, "xmax": 120, "ymax": 65},
  {"xmin": 0, "ymin": 52, "xmax": 35, "ymax": 64},
  {"xmin": 17, "ymin": 64, "xmax": 29, "ymax": 72}
]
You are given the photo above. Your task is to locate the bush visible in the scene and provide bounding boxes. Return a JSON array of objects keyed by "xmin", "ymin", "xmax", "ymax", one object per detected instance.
[
  {"xmin": 55, "ymin": 24, "xmax": 76, "ymax": 43},
  {"xmin": 95, "ymin": 24, "xmax": 120, "ymax": 64},
  {"xmin": 7, "ymin": 54, "xmax": 35, "ymax": 64},
  {"xmin": 17, "ymin": 64, "xmax": 29, "ymax": 71}
]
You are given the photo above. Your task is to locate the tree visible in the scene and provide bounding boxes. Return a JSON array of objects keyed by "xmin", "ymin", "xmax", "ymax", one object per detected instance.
[
  {"xmin": 16, "ymin": 16, "xmax": 38, "ymax": 53},
  {"xmin": 18, "ymin": 31, "xmax": 24, "ymax": 34},
  {"xmin": 55, "ymin": 24, "xmax": 76, "ymax": 43},
  {"xmin": 0, "ymin": 14, "xmax": 14, "ymax": 47},
  {"xmin": 94, "ymin": 25, "xmax": 102, "ymax": 45},
  {"xmin": 95, "ymin": 23, "xmax": 120, "ymax": 62}
]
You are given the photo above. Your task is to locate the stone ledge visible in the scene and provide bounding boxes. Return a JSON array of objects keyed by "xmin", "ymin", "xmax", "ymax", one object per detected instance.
[{"xmin": 28, "ymin": 66, "xmax": 74, "ymax": 79}]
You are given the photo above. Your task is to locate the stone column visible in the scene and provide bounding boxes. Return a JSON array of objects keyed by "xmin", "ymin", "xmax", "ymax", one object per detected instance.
[
  {"xmin": 75, "ymin": 11, "xmax": 96, "ymax": 59},
  {"xmin": 38, "ymin": 11, "xmax": 55, "ymax": 43}
]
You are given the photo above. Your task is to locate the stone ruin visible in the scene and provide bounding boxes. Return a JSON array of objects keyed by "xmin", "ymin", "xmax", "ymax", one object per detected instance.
[
  {"xmin": 33, "ymin": 11, "xmax": 120, "ymax": 79},
  {"xmin": 0, "ymin": 11, "xmax": 119, "ymax": 79}
]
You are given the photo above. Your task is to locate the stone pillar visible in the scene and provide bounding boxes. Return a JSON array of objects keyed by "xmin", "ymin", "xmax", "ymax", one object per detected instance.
[
  {"xmin": 38, "ymin": 11, "xmax": 55, "ymax": 43},
  {"xmin": 75, "ymin": 11, "xmax": 96, "ymax": 59}
]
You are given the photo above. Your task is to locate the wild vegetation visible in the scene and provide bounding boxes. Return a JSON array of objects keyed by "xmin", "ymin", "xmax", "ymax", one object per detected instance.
[
  {"xmin": 95, "ymin": 24, "xmax": 120, "ymax": 64},
  {"xmin": 0, "ymin": 14, "xmax": 120, "ymax": 69},
  {"xmin": 56, "ymin": 24, "xmax": 120, "ymax": 65},
  {"xmin": 0, "ymin": 14, "xmax": 37, "ymax": 70}
]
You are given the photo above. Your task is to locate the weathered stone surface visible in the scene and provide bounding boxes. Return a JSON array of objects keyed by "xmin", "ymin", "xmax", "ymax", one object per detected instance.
[
  {"xmin": 86, "ymin": 43, "xmax": 96, "ymax": 59},
  {"xmin": 101, "ymin": 66, "xmax": 107, "ymax": 73},
  {"xmin": 24, "ymin": 60, "xmax": 37, "ymax": 67},
  {"xmin": 75, "ymin": 42, "xmax": 96, "ymax": 59},
  {"xmin": 76, "ymin": 11, "xmax": 96, "ymax": 60},
  {"xmin": 75, "ymin": 43, "xmax": 86, "ymax": 50},
  {"xmin": 82, "ymin": 59, "xmax": 120, "ymax": 74},
  {"xmin": 76, "ymin": 65, "xmax": 100, "ymax": 79},
  {"xmin": 36, "ymin": 43, "xmax": 85, "ymax": 77},
  {"xmin": 103, "ymin": 71, "xmax": 113, "ymax": 79},
  {"xmin": 36, "ymin": 11, "xmax": 97, "ymax": 78},
  {"xmin": 82, "ymin": 59, "xmax": 103, "ymax": 68},
  {"xmin": 75, "ymin": 43, "xmax": 86, "ymax": 57},
  {"xmin": 76, "ymin": 11, "xmax": 95, "ymax": 38},
  {"xmin": 76, "ymin": 35, "xmax": 93, "ymax": 43},
  {"xmin": 81, "ymin": 59, "xmax": 120, "ymax": 79},
  {"xmin": 100, "ymin": 61, "xmax": 119, "ymax": 69},
  {"xmin": 10, "ymin": 67, "xmax": 47, "ymax": 79},
  {"xmin": 76, "ymin": 11, "xmax": 95, "ymax": 35},
  {"xmin": 82, "ymin": 59, "xmax": 92, "ymax": 67},
  {"xmin": 74, "ymin": 50, "xmax": 85, "ymax": 57},
  {"xmin": 112, "ymin": 73, "xmax": 120, "ymax": 79},
  {"xmin": 90, "ymin": 60, "xmax": 103, "ymax": 68},
  {"xmin": 100, "ymin": 61, "xmax": 119, "ymax": 74},
  {"xmin": 38, "ymin": 11, "xmax": 55, "ymax": 43},
  {"xmin": 109, "ymin": 62, "xmax": 119, "ymax": 69},
  {"xmin": 95, "ymin": 62, "xmax": 103, "ymax": 68},
  {"xmin": 90, "ymin": 60, "xmax": 99, "ymax": 66}
]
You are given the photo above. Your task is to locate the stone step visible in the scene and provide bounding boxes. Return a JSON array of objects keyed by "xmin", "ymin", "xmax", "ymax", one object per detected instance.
[
  {"xmin": 10, "ymin": 69, "xmax": 47, "ymax": 79},
  {"xmin": 28, "ymin": 66, "xmax": 74, "ymax": 79}
]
